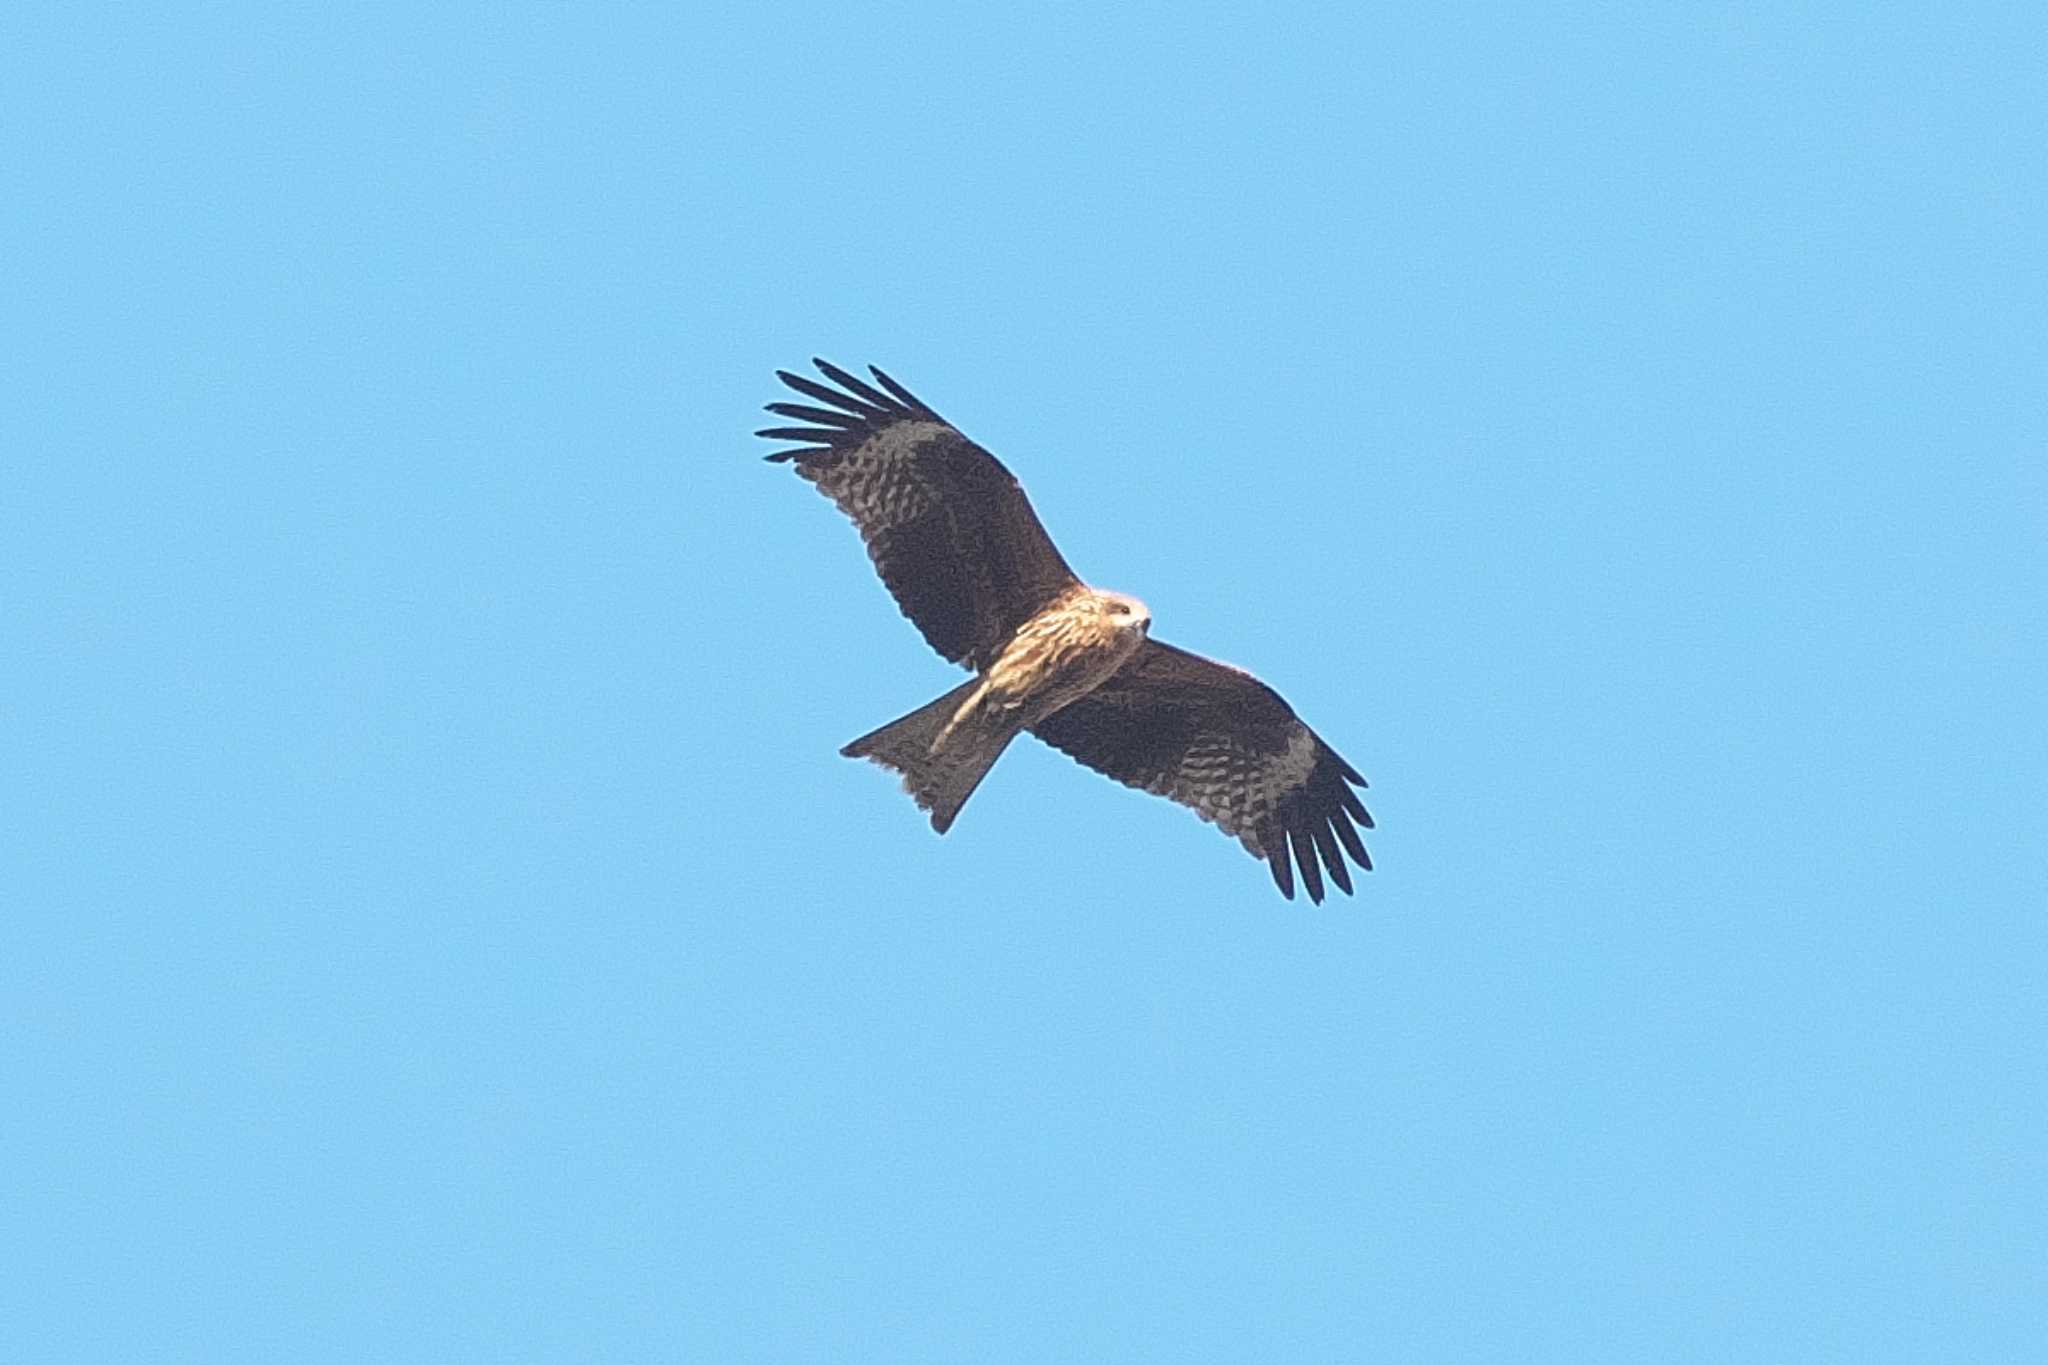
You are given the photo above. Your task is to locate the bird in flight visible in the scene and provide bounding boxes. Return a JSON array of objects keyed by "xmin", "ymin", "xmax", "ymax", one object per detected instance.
[{"xmin": 759, "ymin": 360, "xmax": 1373, "ymax": 902}]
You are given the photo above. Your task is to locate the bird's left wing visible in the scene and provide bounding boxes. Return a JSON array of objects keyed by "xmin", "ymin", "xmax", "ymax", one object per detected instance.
[
  {"xmin": 759, "ymin": 361, "xmax": 1081, "ymax": 673},
  {"xmin": 1029, "ymin": 640, "xmax": 1373, "ymax": 903}
]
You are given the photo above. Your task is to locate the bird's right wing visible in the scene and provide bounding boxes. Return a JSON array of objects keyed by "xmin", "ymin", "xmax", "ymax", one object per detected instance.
[
  {"xmin": 1030, "ymin": 640, "xmax": 1373, "ymax": 903},
  {"xmin": 760, "ymin": 361, "xmax": 1081, "ymax": 673}
]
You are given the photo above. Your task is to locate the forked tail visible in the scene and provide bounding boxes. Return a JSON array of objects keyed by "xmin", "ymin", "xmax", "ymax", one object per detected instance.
[{"xmin": 840, "ymin": 679, "xmax": 1020, "ymax": 834}]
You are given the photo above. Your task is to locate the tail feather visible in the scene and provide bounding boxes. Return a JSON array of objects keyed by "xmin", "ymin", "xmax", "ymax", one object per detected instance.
[{"xmin": 841, "ymin": 680, "xmax": 1019, "ymax": 833}]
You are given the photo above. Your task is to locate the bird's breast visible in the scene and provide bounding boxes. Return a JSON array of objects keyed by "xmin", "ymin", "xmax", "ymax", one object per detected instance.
[{"xmin": 985, "ymin": 608, "xmax": 1140, "ymax": 722}]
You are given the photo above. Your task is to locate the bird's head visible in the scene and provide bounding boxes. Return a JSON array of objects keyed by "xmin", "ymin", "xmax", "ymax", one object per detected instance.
[{"xmin": 1099, "ymin": 590, "xmax": 1151, "ymax": 636}]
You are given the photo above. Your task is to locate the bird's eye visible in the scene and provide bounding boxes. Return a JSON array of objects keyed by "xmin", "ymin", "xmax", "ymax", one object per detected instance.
[{"xmin": 1109, "ymin": 602, "xmax": 1129, "ymax": 616}]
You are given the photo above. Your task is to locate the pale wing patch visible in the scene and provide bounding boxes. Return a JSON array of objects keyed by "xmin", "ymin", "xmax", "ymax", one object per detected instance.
[
  {"xmin": 1143, "ymin": 723, "xmax": 1319, "ymax": 853},
  {"xmin": 1244, "ymin": 726, "xmax": 1320, "ymax": 847}
]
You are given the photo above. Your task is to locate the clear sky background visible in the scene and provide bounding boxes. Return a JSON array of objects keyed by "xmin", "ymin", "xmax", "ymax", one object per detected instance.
[{"xmin": 7, "ymin": 3, "xmax": 2043, "ymax": 1361}]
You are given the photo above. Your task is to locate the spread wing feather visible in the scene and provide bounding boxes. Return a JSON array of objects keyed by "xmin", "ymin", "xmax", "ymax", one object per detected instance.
[
  {"xmin": 1029, "ymin": 640, "xmax": 1373, "ymax": 903},
  {"xmin": 759, "ymin": 361, "xmax": 1081, "ymax": 672}
]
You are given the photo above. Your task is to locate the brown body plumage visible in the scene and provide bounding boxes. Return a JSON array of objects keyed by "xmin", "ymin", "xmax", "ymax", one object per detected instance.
[
  {"xmin": 979, "ymin": 586, "xmax": 1149, "ymax": 725},
  {"xmin": 850, "ymin": 585, "xmax": 1151, "ymax": 833}
]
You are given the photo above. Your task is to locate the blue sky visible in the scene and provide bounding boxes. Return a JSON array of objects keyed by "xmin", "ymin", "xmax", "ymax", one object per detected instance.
[{"xmin": 6, "ymin": 2, "xmax": 2043, "ymax": 1360}]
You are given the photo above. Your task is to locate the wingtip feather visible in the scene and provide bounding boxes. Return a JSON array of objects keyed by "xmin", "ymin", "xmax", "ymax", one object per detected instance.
[
  {"xmin": 1331, "ymin": 809, "xmax": 1371, "ymax": 868},
  {"xmin": 868, "ymin": 364, "xmax": 930, "ymax": 415},
  {"xmin": 813, "ymin": 358, "xmax": 902, "ymax": 413},
  {"xmin": 1312, "ymin": 821, "xmax": 1352, "ymax": 896},
  {"xmin": 1290, "ymin": 827, "xmax": 1325, "ymax": 905},
  {"xmin": 1262, "ymin": 825, "xmax": 1296, "ymax": 900},
  {"xmin": 756, "ymin": 426, "xmax": 843, "ymax": 444}
]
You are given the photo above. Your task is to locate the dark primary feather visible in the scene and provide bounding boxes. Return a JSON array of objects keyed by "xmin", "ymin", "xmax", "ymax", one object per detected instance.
[
  {"xmin": 1029, "ymin": 640, "xmax": 1372, "ymax": 904},
  {"xmin": 815, "ymin": 359, "xmax": 913, "ymax": 416},
  {"xmin": 764, "ymin": 401, "xmax": 866, "ymax": 429},
  {"xmin": 773, "ymin": 369, "xmax": 890, "ymax": 418},
  {"xmin": 759, "ymin": 360, "xmax": 1081, "ymax": 672}
]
